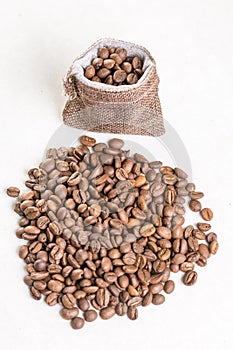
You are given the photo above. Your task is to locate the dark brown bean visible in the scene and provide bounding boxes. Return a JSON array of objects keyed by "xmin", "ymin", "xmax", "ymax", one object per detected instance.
[
  {"xmin": 183, "ymin": 271, "xmax": 198, "ymax": 286},
  {"xmin": 152, "ymin": 294, "xmax": 165, "ymax": 305},
  {"xmin": 200, "ymin": 208, "xmax": 213, "ymax": 221},
  {"xmin": 83, "ymin": 310, "xmax": 98, "ymax": 322},
  {"xmin": 189, "ymin": 200, "xmax": 202, "ymax": 212},
  {"xmin": 7, "ymin": 186, "xmax": 20, "ymax": 197},
  {"xmin": 71, "ymin": 317, "xmax": 85, "ymax": 330},
  {"xmin": 100, "ymin": 307, "xmax": 115, "ymax": 320},
  {"xmin": 60, "ymin": 308, "xmax": 79, "ymax": 320}
]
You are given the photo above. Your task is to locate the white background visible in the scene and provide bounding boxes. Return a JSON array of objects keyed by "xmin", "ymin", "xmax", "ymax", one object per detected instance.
[{"xmin": 0, "ymin": 1, "xmax": 233, "ymax": 349}]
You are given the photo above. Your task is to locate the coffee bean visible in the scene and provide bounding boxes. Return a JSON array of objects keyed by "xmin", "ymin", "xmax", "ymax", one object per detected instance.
[
  {"xmin": 48, "ymin": 280, "xmax": 64, "ymax": 293},
  {"xmin": 190, "ymin": 191, "xmax": 204, "ymax": 200},
  {"xmin": 206, "ymin": 232, "xmax": 218, "ymax": 243},
  {"xmin": 92, "ymin": 57, "xmax": 103, "ymax": 69},
  {"xmin": 116, "ymin": 302, "xmax": 128, "ymax": 316},
  {"xmin": 127, "ymin": 73, "xmax": 138, "ymax": 84},
  {"xmin": 180, "ymin": 262, "xmax": 194, "ymax": 272},
  {"xmin": 84, "ymin": 65, "xmax": 95, "ymax": 79},
  {"xmin": 174, "ymin": 167, "xmax": 188, "ymax": 179},
  {"xmin": 80, "ymin": 135, "xmax": 96, "ymax": 147},
  {"xmin": 97, "ymin": 68, "xmax": 111, "ymax": 79},
  {"xmin": 157, "ymin": 226, "xmax": 172, "ymax": 240},
  {"xmin": 34, "ymin": 259, "xmax": 46, "ymax": 272},
  {"xmin": 100, "ymin": 306, "xmax": 115, "ymax": 320},
  {"xmin": 142, "ymin": 292, "xmax": 153, "ymax": 306},
  {"xmin": 152, "ymin": 294, "xmax": 165, "ymax": 305},
  {"xmin": 209, "ymin": 240, "xmax": 219, "ymax": 254},
  {"xmin": 199, "ymin": 244, "xmax": 210, "ymax": 259},
  {"xmin": 132, "ymin": 56, "xmax": 142, "ymax": 69},
  {"xmin": 189, "ymin": 200, "xmax": 202, "ymax": 212},
  {"xmin": 71, "ymin": 317, "xmax": 85, "ymax": 329},
  {"xmin": 113, "ymin": 69, "xmax": 127, "ymax": 83},
  {"xmin": 103, "ymin": 59, "xmax": 115, "ymax": 69},
  {"xmin": 164, "ymin": 280, "xmax": 175, "ymax": 294},
  {"xmin": 18, "ymin": 245, "xmax": 29, "ymax": 259},
  {"xmin": 105, "ymin": 75, "xmax": 113, "ymax": 84},
  {"xmin": 121, "ymin": 62, "xmax": 132, "ymax": 73},
  {"xmin": 116, "ymin": 48, "xmax": 127, "ymax": 61},
  {"xmin": 140, "ymin": 223, "xmax": 156, "ymax": 237},
  {"xmin": 200, "ymin": 208, "xmax": 213, "ymax": 221},
  {"xmin": 98, "ymin": 47, "xmax": 109, "ymax": 59},
  {"xmin": 197, "ymin": 222, "xmax": 211, "ymax": 232},
  {"xmin": 127, "ymin": 306, "xmax": 138, "ymax": 320},
  {"xmin": 60, "ymin": 307, "xmax": 79, "ymax": 320},
  {"xmin": 172, "ymin": 253, "xmax": 186, "ymax": 265},
  {"xmin": 118, "ymin": 275, "xmax": 129, "ymax": 289},
  {"xmin": 92, "ymin": 76, "xmax": 101, "ymax": 82},
  {"xmin": 46, "ymin": 292, "xmax": 58, "ymax": 306},
  {"xmin": 183, "ymin": 271, "xmax": 198, "ymax": 286},
  {"xmin": 83, "ymin": 310, "xmax": 98, "ymax": 322},
  {"xmin": 76, "ymin": 298, "xmax": 89, "ymax": 311},
  {"xmin": 7, "ymin": 186, "xmax": 20, "ymax": 197},
  {"xmin": 62, "ymin": 294, "xmax": 76, "ymax": 308}
]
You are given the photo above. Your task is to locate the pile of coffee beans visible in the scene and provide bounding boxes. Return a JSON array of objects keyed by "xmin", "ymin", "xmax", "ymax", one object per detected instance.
[
  {"xmin": 7, "ymin": 136, "xmax": 219, "ymax": 330},
  {"xmin": 84, "ymin": 47, "xmax": 143, "ymax": 85}
]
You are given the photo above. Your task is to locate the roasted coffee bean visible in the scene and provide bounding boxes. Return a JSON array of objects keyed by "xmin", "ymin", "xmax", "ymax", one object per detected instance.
[
  {"xmin": 7, "ymin": 186, "xmax": 20, "ymax": 197},
  {"xmin": 164, "ymin": 280, "xmax": 175, "ymax": 294},
  {"xmin": 96, "ymin": 288, "xmax": 110, "ymax": 307},
  {"xmin": 149, "ymin": 283, "xmax": 163, "ymax": 294},
  {"xmin": 183, "ymin": 271, "xmax": 198, "ymax": 286},
  {"xmin": 71, "ymin": 317, "xmax": 85, "ymax": 330},
  {"xmin": 83, "ymin": 310, "xmax": 98, "ymax": 322},
  {"xmin": 46, "ymin": 292, "xmax": 58, "ymax": 306},
  {"xmin": 105, "ymin": 75, "xmax": 113, "ymax": 84},
  {"xmin": 97, "ymin": 68, "xmax": 111, "ymax": 79},
  {"xmin": 157, "ymin": 226, "xmax": 172, "ymax": 239},
  {"xmin": 92, "ymin": 57, "xmax": 103, "ymax": 69},
  {"xmin": 132, "ymin": 56, "xmax": 142, "ymax": 69},
  {"xmin": 153, "ymin": 260, "xmax": 166, "ymax": 273},
  {"xmin": 100, "ymin": 306, "xmax": 115, "ymax": 320},
  {"xmin": 113, "ymin": 69, "xmax": 127, "ymax": 83},
  {"xmin": 190, "ymin": 191, "xmax": 204, "ymax": 200},
  {"xmin": 209, "ymin": 240, "xmax": 219, "ymax": 254},
  {"xmin": 142, "ymin": 292, "xmax": 153, "ymax": 306},
  {"xmin": 115, "ymin": 302, "xmax": 128, "ymax": 316},
  {"xmin": 18, "ymin": 245, "xmax": 29, "ymax": 259},
  {"xmin": 116, "ymin": 48, "xmax": 127, "ymax": 61},
  {"xmin": 127, "ymin": 306, "xmax": 138, "ymax": 320},
  {"xmin": 140, "ymin": 223, "xmax": 155, "ymax": 237},
  {"xmin": 172, "ymin": 253, "xmax": 186, "ymax": 265},
  {"xmin": 34, "ymin": 259, "xmax": 46, "ymax": 272},
  {"xmin": 103, "ymin": 59, "xmax": 115, "ymax": 69},
  {"xmin": 200, "ymin": 208, "xmax": 213, "ymax": 221},
  {"xmin": 121, "ymin": 62, "xmax": 132, "ymax": 73},
  {"xmin": 80, "ymin": 135, "xmax": 96, "ymax": 147},
  {"xmin": 62, "ymin": 294, "xmax": 76, "ymax": 308},
  {"xmin": 180, "ymin": 262, "xmax": 194, "ymax": 272},
  {"xmin": 84, "ymin": 65, "xmax": 95, "ymax": 79},
  {"xmin": 98, "ymin": 47, "xmax": 109, "ymax": 59},
  {"xmin": 152, "ymin": 294, "xmax": 165, "ymax": 305},
  {"xmin": 199, "ymin": 244, "xmax": 210, "ymax": 259},
  {"xmin": 206, "ymin": 232, "xmax": 218, "ymax": 243},
  {"xmin": 60, "ymin": 307, "xmax": 79, "ymax": 320},
  {"xmin": 127, "ymin": 73, "xmax": 138, "ymax": 84},
  {"xmin": 197, "ymin": 222, "xmax": 211, "ymax": 232},
  {"xmin": 189, "ymin": 200, "xmax": 202, "ymax": 212}
]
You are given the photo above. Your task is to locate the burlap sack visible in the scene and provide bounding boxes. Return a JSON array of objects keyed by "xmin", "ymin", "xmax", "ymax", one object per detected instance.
[{"xmin": 62, "ymin": 38, "xmax": 165, "ymax": 137}]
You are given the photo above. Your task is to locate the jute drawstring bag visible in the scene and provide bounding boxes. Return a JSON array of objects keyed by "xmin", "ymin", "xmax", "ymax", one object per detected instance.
[{"xmin": 62, "ymin": 38, "xmax": 165, "ymax": 137}]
